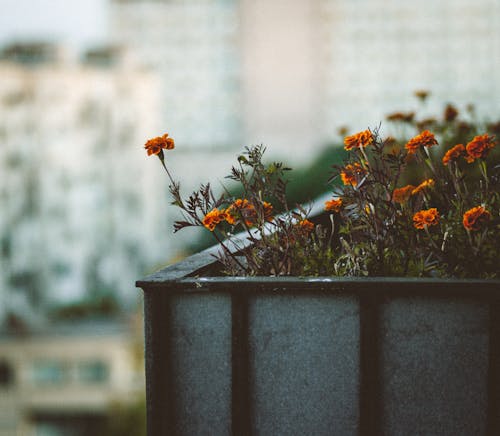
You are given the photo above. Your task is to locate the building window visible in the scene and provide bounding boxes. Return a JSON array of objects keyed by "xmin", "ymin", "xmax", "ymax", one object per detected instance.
[
  {"xmin": 32, "ymin": 361, "xmax": 68, "ymax": 385},
  {"xmin": 77, "ymin": 361, "xmax": 109, "ymax": 384}
]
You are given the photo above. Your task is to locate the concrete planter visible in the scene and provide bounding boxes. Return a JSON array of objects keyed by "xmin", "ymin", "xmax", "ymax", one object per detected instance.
[{"xmin": 137, "ymin": 250, "xmax": 500, "ymax": 436}]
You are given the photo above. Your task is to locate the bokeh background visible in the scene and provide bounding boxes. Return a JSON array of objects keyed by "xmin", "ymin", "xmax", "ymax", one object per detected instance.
[{"xmin": 1, "ymin": 0, "xmax": 499, "ymax": 434}]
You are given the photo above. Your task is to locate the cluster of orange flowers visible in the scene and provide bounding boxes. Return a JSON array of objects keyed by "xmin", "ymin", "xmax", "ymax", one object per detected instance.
[
  {"xmin": 464, "ymin": 134, "xmax": 496, "ymax": 163},
  {"xmin": 442, "ymin": 134, "xmax": 496, "ymax": 165},
  {"xmin": 330, "ymin": 128, "xmax": 495, "ymax": 235},
  {"xmin": 202, "ymin": 199, "xmax": 273, "ymax": 232},
  {"xmin": 144, "ymin": 133, "xmax": 175, "ymax": 157},
  {"xmin": 412, "ymin": 205, "xmax": 492, "ymax": 231}
]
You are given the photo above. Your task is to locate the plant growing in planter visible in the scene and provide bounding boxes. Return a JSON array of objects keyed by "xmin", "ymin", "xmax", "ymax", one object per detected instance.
[
  {"xmin": 145, "ymin": 108, "xmax": 499, "ymax": 279},
  {"xmin": 138, "ymin": 101, "xmax": 500, "ymax": 436}
]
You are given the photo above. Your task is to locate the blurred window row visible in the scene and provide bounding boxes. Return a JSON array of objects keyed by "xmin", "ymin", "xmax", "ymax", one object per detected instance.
[{"xmin": 0, "ymin": 358, "xmax": 109, "ymax": 388}]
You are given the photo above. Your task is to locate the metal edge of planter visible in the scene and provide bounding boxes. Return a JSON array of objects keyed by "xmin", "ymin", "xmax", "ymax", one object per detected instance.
[{"xmin": 137, "ymin": 247, "xmax": 500, "ymax": 295}]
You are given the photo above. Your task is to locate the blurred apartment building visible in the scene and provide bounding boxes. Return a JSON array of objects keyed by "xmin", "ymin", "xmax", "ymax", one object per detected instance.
[
  {"xmin": 2, "ymin": 0, "xmax": 500, "ymax": 318},
  {"xmin": 0, "ymin": 317, "xmax": 143, "ymax": 436},
  {"xmin": 111, "ymin": 0, "xmax": 500, "ymax": 155},
  {"xmin": 0, "ymin": 42, "xmax": 173, "ymax": 319}
]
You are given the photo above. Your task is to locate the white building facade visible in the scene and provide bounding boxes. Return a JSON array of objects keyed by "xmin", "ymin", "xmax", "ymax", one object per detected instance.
[
  {"xmin": 110, "ymin": 0, "xmax": 500, "ymax": 156},
  {"xmin": 2, "ymin": 0, "xmax": 500, "ymax": 316},
  {"xmin": 0, "ymin": 45, "xmax": 174, "ymax": 316}
]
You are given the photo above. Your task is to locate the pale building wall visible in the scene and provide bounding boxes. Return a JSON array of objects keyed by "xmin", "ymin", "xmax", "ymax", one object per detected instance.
[
  {"xmin": 109, "ymin": 0, "xmax": 243, "ymax": 150},
  {"xmin": 3, "ymin": 0, "xmax": 500, "ymax": 316},
  {"xmin": 239, "ymin": 0, "xmax": 326, "ymax": 157},
  {"xmin": 0, "ymin": 56, "xmax": 176, "ymax": 315},
  {"xmin": 110, "ymin": 0, "xmax": 500, "ymax": 165},
  {"xmin": 320, "ymin": 0, "xmax": 500, "ymax": 137}
]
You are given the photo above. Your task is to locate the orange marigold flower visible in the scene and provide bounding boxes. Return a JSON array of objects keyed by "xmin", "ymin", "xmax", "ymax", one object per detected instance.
[
  {"xmin": 413, "ymin": 208, "xmax": 440, "ymax": 229},
  {"xmin": 392, "ymin": 185, "xmax": 416, "ymax": 203},
  {"xmin": 325, "ymin": 198, "xmax": 343, "ymax": 212},
  {"xmin": 226, "ymin": 199, "xmax": 257, "ymax": 227},
  {"xmin": 465, "ymin": 134, "xmax": 496, "ymax": 163},
  {"xmin": 463, "ymin": 206, "xmax": 491, "ymax": 231},
  {"xmin": 340, "ymin": 163, "xmax": 366, "ymax": 187},
  {"xmin": 412, "ymin": 179, "xmax": 435, "ymax": 196},
  {"xmin": 144, "ymin": 133, "xmax": 175, "ymax": 156},
  {"xmin": 442, "ymin": 144, "xmax": 465, "ymax": 166},
  {"xmin": 344, "ymin": 130, "xmax": 373, "ymax": 151},
  {"xmin": 202, "ymin": 208, "xmax": 227, "ymax": 231},
  {"xmin": 404, "ymin": 130, "xmax": 438, "ymax": 154},
  {"xmin": 298, "ymin": 219, "xmax": 315, "ymax": 233}
]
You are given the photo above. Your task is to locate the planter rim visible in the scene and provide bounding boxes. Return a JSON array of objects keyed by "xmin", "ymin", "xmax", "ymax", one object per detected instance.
[{"xmin": 137, "ymin": 250, "xmax": 500, "ymax": 296}]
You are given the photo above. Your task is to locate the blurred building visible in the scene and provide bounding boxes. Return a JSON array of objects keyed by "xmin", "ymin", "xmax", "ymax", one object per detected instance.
[
  {"xmin": 0, "ymin": 42, "xmax": 171, "ymax": 318},
  {"xmin": 2, "ymin": 0, "xmax": 500, "ymax": 318},
  {"xmin": 0, "ymin": 317, "xmax": 143, "ymax": 436},
  {"xmin": 319, "ymin": 0, "xmax": 500, "ymax": 137},
  {"xmin": 110, "ymin": 0, "xmax": 500, "ymax": 157},
  {"xmin": 110, "ymin": 0, "xmax": 243, "ymax": 150}
]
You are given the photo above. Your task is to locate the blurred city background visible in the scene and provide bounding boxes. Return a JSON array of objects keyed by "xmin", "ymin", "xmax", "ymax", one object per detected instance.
[{"xmin": 1, "ymin": 0, "xmax": 499, "ymax": 434}]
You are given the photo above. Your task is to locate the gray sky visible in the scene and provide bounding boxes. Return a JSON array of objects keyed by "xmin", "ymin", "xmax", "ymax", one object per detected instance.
[{"xmin": 0, "ymin": 0, "xmax": 107, "ymax": 50}]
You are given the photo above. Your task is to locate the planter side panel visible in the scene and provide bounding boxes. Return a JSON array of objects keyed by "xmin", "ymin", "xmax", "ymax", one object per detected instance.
[
  {"xmin": 170, "ymin": 293, "xmax": 232, "ymax": 436},
  {"xmin": 249, "ymin": 295, "xmax": 359, "ymax": 436},
  {"xmin": 381, "ymin": 297, "xmax": 489, "ymax": 435}
]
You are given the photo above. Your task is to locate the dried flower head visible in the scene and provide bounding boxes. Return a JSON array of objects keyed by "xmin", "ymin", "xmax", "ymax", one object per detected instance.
[
  {"xmin": 344, "ymin": 130, "xmax": 373, "ymax": 151},
  {"xmin": 463, "ymin": 206, "xmax": 491, "ymax": 231},
  {"xmin": 412, "ymin": 179, "xmax": 435, "ymax": 196},
  {"xmin": 325, "ymin": 198, "xmax": 343, "ymax": 212},
  {"xmin": 442, "ymin": 144, "xmax": 465, "ymax": 166},
  {"xmin": 340, "ymin": 163, "xmax": 367, "ymax": 187},
  {"xmin": 465, "ymin": 134, "xmax": 496, "ymax": 163},
  {"xmin": 392, "ymin": 185, "xmax": 416, "ymax": 204},
  {"xmin": 337, "ymin": 126, "xmax": 349, "ymax": 137},
  {"xmin": 444, "ymin": 104, "xmax": 459, "ymax": 122},
  {"xmin": 202, "ymin": 208, "xmax": 227, "ymax": 231},
  {"xmin": 386, "ymin": 112, "xmax": 415, "ymax": 123},
  {"xmin": 413, "ymin": 208, "xmax": 440, "ymax": 229},
  {"xmin": 487, "ymin": 121, "xmax": 500, "ymax": 136},
  {"xmin": 145, "ymin": 133, "xmax": 175, "ymax": 156},
  {"xmin": 416, "ymin": 117, "xmax": 437, "ymax": 131},
  {"xmin": 414, "ymin": 90, "xmax": 429, "ymax": 101},
  {"xmin": 404, "ymin": 130, "xmax": 438, "ymax": 154}
]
